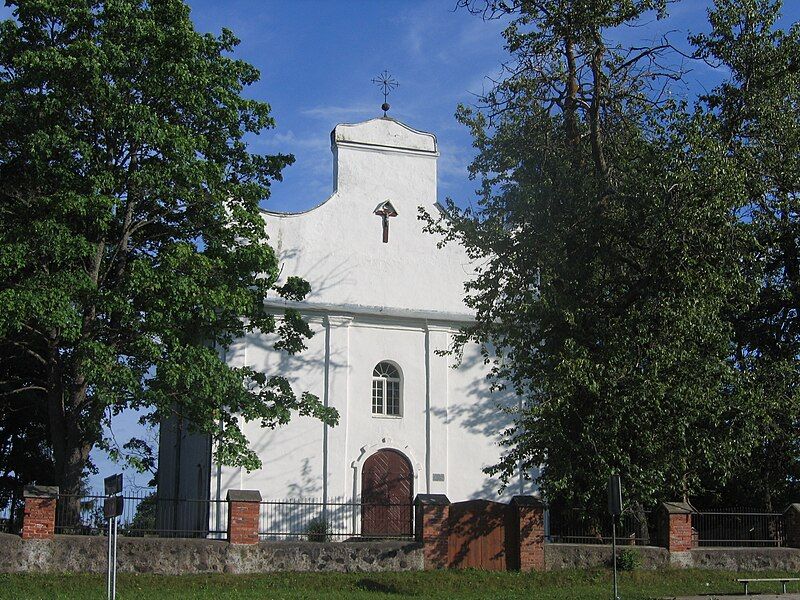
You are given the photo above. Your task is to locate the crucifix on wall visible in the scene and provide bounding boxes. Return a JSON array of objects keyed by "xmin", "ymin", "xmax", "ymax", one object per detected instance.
[{"xmin": 374, "ymin": 201, "xmax": 398, "ymax": 243}]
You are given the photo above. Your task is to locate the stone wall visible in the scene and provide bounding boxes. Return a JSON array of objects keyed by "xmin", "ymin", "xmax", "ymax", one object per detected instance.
[
  {"xmin": 544, "ymin": 544, "xmax": 669, "ymax": 570},
  {"xmin": 5, "ymin": 532, "xmax": 800, "ymax": 574},
  {"xmin": 543, "ymin": 543, "xmax": 800, "ymax": 572},
  {"xmin": 0, "ymin": 533, "xmax": 423, "ymax": 575},
  {"xmin": 684, "ymin": 547, "xmax": 800, "ymax": 571}
]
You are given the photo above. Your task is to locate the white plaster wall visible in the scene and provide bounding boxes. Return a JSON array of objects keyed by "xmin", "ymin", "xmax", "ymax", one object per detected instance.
[
  {"xmin": 343, "ymin": 322, "xmax": 428, "ymax": 500},
  {"xmin": 213, "ymin": 319, "xmax": 327, "ymax": 505},
  {"xmin": 207, "ymin": 117, "xmax": 535, "ymax": 519},
  {"xmin": 263, "ymin": 118, "xmax": 474, "ymax": 317},
  {"xmin": 446, "ymin": 342, "xmax": 531, "ymax": 500},
  {"xmin": 213, "ymin": 320, "xmax": 531, "ymax": 506}
]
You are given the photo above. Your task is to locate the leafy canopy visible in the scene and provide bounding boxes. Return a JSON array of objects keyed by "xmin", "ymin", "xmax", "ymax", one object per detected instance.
[
  {"xmin": 0, "ymin": 0, "xmax": 336, "ymax": 492},
  {"xmin": 425, "ymin": 0, "xmax": 790, "ymax": 510}
]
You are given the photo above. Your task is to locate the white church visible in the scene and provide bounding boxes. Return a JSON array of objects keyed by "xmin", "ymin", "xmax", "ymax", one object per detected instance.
[{"xmin": 157, "ymin": 114, "xmax": 532, "ymax": 537}]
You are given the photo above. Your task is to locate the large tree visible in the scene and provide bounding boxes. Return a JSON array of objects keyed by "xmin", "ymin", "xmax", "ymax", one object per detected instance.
[
  {"xmin": 425, "ymin": 0, "xmax": 767, "ymax": 511},
  {"xmin": 0, "ymin": 0, "xmax": 336, "ymax": 500},
  {"xmin": 691, "ymin": 0, "xmax": 800, "ymax": 510}
]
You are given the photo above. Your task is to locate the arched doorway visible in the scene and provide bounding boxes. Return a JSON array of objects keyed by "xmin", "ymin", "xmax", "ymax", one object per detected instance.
[{"xmin": 361, "ymin": 449, "xmax": 413, "ymax": 537}]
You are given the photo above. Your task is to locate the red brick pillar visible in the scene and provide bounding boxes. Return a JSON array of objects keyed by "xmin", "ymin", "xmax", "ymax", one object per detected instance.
[
  {"xmin": 414, "ymin": 494, "xmax": 450, "ymax": 569},
  {"xmin": 659, "ymin": 501, "xmax": 695, "ymax": 552},
  {"xmin": 511, "ymin": 495, "xmax": 546, "ymax": 572},
  {"xmin": 227, "ymin": 490, "xmax": 262, "ymax": 545},
  {"xmin": 21, "ymin": 485, "xmax": 59, "ymax": 540},
  {"xmin": 784, "ymin": 504, "xmax": 800, "ymax": 548}
]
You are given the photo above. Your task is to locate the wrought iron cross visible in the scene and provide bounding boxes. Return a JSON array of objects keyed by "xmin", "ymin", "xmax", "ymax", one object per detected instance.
[
  {"xmin": 372, "ymin": 70, "xmax": 399, "ymax": 116},
  {"xmin": 374, "ymin": 201, "xmax": 398, "ymax": 243}
]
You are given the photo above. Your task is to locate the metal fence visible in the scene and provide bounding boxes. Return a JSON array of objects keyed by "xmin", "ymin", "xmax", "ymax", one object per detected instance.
[
  {"xmin": 259, "ymin": 497, "xmax": 415, "ymax": 541},
  {"xmin": 0, "ymin": 492, "xmax": 22, "ymax": 534},
  {"xmin": 55, "ymin": 490, "xmax": 226, "ymax": 538},
  {"xmin": 35, "ymin": 490, "xmax": 798, "ymax": 548},
  {"xmin": 52, "ymin": 491, "xmax": 414, "ymax": 541},
  {"xmin": 692, "ymin": 510, "xmax": 785, "ymax": 547},
  {"xmin": 547, "ymin": 508, "xmax": 661, "ymax": 546}
]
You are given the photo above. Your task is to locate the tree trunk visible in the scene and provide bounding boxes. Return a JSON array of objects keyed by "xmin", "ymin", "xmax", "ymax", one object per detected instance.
[
  {"xmin": 51, "ymin": 419, "xmax": 92, "ymax": 532},
  {"xmin": 46, "ymin": 334, "xmax": 93, "ymax": 531},
  {"xmin": 563, "ymin": 36, "xmax": 581, "ymax": 161}
]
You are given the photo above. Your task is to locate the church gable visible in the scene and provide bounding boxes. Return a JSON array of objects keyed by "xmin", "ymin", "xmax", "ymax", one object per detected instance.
[{"xmin": 262, "ymin": 117, "xmax": 473, "ymax": 317}]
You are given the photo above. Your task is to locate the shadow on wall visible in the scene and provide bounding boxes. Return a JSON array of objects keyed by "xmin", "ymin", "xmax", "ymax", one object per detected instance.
[
  {"xmin": 274, "ymin": 247, "xmax": 356, "ymax": 305},
  {"xmin": 258, "ymin": 495, "xmax": 404, "ymax": 541},
  {"xmin": 429, "ymin": 343, "xmax": 532, "ymax": 499}
]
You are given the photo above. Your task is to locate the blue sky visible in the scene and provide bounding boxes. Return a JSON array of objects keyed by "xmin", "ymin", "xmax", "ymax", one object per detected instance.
[
  {"xmin": 187, "ymin": 0, "xmax": 511, "ymax": 213},
  {"xmin": 3, "ymin": 0, "xmax": 796, "ymax": 490}
]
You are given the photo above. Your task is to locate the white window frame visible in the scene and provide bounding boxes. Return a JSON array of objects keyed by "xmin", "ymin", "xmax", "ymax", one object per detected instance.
[{"xmin": 371, "ymin": 362, "xmax": 402, "ymax": 418}]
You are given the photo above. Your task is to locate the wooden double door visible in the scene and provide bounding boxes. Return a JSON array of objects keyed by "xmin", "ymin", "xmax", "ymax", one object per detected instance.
[{"xmin": 361, "ymin": 449, "xmax": 413, "ymax": 537}]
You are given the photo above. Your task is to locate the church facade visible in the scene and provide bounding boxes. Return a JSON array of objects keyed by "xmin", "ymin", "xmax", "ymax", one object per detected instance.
[{"xmin": 157, "ymin": 116, "xmax": 530, "ymax": 537}]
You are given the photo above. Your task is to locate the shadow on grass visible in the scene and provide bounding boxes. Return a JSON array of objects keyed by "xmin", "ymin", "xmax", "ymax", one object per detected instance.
[{"xmin": 355, "ymin": 578, "xmax": 406, "ymax": 594}]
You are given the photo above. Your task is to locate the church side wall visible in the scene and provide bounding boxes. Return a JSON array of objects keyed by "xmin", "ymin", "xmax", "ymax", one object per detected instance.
[
  {"xmin": 446, "ymin": 342, "xmax": 534, "ymax": 500},
  {"xmin": 211, "ymin": 319, "xmax": 327, "ymax": 511},
  {"xmin": 210, "ymin": 315, "xmax": 531, "ymax": 520}
]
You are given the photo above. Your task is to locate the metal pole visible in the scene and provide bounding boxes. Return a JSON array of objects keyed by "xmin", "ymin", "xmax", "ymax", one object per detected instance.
[
  {"xmin": 106, "ymin": 517, "xmax": 112, "ymax": 600},
  {"xmin": 612, "ymin": 516, "xmax": 619, "ymax": 600},
  {"xmin": 112, "ymin": 516, "xmax": 118, "ymax": 600}
]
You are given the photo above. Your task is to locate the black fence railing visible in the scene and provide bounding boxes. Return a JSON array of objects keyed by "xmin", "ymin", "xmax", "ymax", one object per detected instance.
[
  {"xmin": 692, "ymin": 510, "xmax": 785, "ymax": 547},
  {"xmin": 259, "ymin": 497, "xmax": 415, "ymax": 541},
  {"xmin": 52, "ymin": 491, "xmax": 414, "ymax": 541},
  {"xmin": 547, "ymin": 508, "xmax": 661, "ymax": 546},
  {"xmin": 54, "ymin": 490, "xmax": 226, "ymax": 538},
  {"xmin": 33, "ymin": 489, "xmax": 799, "ymax": 549},
  {"xmin": 0, "ymin": 490, "xmax": 23, "ymax": 534}
]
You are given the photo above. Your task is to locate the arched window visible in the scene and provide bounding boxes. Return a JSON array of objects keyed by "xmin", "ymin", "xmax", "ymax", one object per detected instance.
[{"xmin": 372, "ymin": 362, "xmax": 401, "ymax": 416}]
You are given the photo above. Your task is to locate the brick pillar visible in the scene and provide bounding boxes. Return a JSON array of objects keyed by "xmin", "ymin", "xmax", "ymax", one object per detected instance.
[
  {"xmin": 511, "ymin": 495, "xmax": 546, "ymax": 572},
  {"xmin": 21, "ymin": 485, "xmax": 59, "ymax": 540},
  {"xmin": 784, "ymin": 504, "xmax": 800, "ymax": 548},
  {"xmin": 414, "ymin": 494, "xmax": 450, "ymax": 569},
  {"xmin": 227, "ymin": 490, "xmax": 262, "ymax": 545},
  {"xmin": 659, "ymin": 501, "xmax": 695, "ymax": 552}
]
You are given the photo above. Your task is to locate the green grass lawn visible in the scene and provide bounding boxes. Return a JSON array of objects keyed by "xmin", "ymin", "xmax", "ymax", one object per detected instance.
[{"xmin": 2, "ymin": 569, "xmax": 799, "ymax": 600}]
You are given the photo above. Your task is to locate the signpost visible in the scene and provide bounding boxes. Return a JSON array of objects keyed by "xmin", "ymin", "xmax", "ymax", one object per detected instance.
[
  {"xmin": 608, "ymin": 474, "xmax": 622, "ymax": 600},
  {"xmin": 104, "ymin": 474, "xmax": 123, "ymax": 600}
]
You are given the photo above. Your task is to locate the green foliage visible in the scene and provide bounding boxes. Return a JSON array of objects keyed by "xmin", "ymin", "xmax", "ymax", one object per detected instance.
[
  {"xmin": 616, "ymin": 549, "xmax": 641, "ymax": 572},
  {"xmin": 689, "ymin": 0, "xmax": 800, "ymax": 511},
  {"xmin": 305, "ymin": 516, "xmax": 331, "ymax": 542},
  {"xmin": 0, "ymin": 0, "xmax": 337, "ymax": 495},
  {"xmin": 125, "ymin": 493, "xmax": 157, "ymax": 536},
  {"xmin": 421, "ymin": 0, "xmax": 796, "ymax": 511}
]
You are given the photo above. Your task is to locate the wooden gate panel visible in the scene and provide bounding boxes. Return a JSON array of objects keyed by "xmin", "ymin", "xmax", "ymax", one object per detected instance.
[{"xmin": 447, "ymin": 499, "xmax": 509, "ymax": 571}]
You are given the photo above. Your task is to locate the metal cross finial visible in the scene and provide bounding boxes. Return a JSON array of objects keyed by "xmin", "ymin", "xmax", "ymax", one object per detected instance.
[{"xmin": 372, "ymin": 70, "xmax": 399, "ymax": 116}]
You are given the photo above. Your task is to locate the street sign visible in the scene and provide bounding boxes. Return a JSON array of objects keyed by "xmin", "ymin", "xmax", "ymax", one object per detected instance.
[
  {"xmin": 104, "ymin": 472, "xmax": 123, "ymax": 600},
  {"xmin": 104, "ymin": 473, "xmax": 123, "ymax": 496},
  {"xmin": 608, "ymin": 474, "xmax": 622, "ymax": 516},
  {"xmin": 103, "ymin": 495, "xmax": 124, "ymax": 520}
]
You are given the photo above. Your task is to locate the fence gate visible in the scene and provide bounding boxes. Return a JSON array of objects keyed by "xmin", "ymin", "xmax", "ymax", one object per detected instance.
[{"xmin": 447, "ymin": 499, "xmax": 510, "ymax": 570}]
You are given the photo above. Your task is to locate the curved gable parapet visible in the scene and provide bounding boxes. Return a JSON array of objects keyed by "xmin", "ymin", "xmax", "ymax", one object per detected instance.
[
  {"xmin": 256, "ymin": 115, "xmax": 472, "ymax": 316},
  {"xmin": 261, "ymin": 117, "xmax": 438, "ymax": 218},
  {"xmin": 332, "ymin": 117, "xmax": 438, "ymax": 155},
  {"xmin": 262, "ymin": 192, "xmax": 339, "ymax": 218}
]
